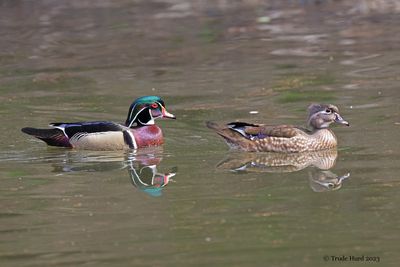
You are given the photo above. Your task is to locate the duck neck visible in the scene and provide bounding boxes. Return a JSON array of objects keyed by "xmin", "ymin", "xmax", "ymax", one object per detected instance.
[
  {"xmin": 126, "ymin": 109, "xmax": 154, "ymax": 128},
  {"xmin": 310, "ymin": 128, "xmax": 337, "ymax": 148}
]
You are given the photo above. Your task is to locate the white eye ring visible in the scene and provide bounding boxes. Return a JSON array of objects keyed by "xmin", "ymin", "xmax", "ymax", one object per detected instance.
[{"xmin": 324, "ymin": 108, "xmax": 332, "ymax": 114}]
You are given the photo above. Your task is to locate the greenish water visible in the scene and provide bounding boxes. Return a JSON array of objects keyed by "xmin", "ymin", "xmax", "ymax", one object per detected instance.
[{"xmin": 1, "ymin": 1, "xmax": 400, "ymax": 266}]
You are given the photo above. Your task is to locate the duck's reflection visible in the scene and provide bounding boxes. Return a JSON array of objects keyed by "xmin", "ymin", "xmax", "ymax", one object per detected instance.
[
  {"xmin": 308, "ymin": 169, "xmax": 350, "ymax": 192},
  {"xmin": 127, "ymin": 155, "xmax": 176, "ymax": 197},
  {"xmin": 52, "ymin": 149, "xmax": 177, "ymax": 196},
  {"xmin": 217, "ymin": 149, "xmax": 349, "ymax": 192}
]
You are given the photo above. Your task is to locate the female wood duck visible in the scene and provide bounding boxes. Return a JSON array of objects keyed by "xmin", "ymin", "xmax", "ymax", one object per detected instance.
[
  {"xmin": 21, "ymin": 96, "xmax": 176, "ymax": 150},
  {"xmin": 207, "ymin": 104, "xmax": 349, "ymax": 153}
]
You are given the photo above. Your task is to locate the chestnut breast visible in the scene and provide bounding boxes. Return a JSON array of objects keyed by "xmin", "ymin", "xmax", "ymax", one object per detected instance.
[{"xmin": 132, "ymin": 125, "xmax": 164, "ymax": 147}]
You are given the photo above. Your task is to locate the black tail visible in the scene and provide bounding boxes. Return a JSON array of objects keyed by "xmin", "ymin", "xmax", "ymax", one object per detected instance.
[
  {"xmin": 22, "ymin": 127, "xmax": 59, "ymax": 138},
  {"xmin": 21, "ymin": 127, "xmax": 72, "ymax": 147}
]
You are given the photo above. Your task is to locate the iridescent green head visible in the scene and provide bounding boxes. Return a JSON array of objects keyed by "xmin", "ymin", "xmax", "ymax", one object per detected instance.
[{"xmin": 125, "ymin": 96, "xmax": 176, "ymax": 127}]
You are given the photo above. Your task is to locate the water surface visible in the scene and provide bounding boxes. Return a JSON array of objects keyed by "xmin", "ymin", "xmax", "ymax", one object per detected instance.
[{"xmin": 1, "ymin": 1, "xmax": 400, "ymax": 266}]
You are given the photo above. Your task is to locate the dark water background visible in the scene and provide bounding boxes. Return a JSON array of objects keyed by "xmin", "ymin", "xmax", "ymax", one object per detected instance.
[{"xmin": 1, "ymin": 1, "xmax": 399, "ymax": 266}]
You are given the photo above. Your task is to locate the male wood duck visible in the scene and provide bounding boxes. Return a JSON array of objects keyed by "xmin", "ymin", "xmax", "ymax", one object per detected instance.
[
  {"xmin": 21, "ymin": 96, "xmax": 176, "ymax": 150},
  {"xmin": 207, "ymin": 103, "xmax": 349, "ymax": 153}
]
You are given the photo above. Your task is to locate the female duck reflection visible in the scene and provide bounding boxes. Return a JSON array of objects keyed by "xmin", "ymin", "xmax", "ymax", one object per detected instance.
[
  {"xmin": 52, "ymin": 150, "xmax": 176, "ymax": 197},
  {"xmin": 216, "ymin": 149, "xmax": 350, "ymax": 192}
]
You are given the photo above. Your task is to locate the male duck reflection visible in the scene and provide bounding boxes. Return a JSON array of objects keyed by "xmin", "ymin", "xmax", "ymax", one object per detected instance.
[
  {"xmin": 128, "ymin": 155, "xmax": 176, "ymax": 197},
  {"xmin": 217, "ymin": 150, "xmax": 350, "ymax": 192},
  {"xmin": 207, "ymin": 104, "xmax": 349, "ymax": 152},
  {"xmin": 51, "ymin": 150, "xmax": 176, "ymax": 197},
  {"xmin": 22, "ymin": 96, "xmax": 176, "ymax": 150}
]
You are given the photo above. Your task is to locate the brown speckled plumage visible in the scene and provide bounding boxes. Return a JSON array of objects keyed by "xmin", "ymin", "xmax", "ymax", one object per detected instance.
[
  {"xmin": 216, "ymin": 149, "xmax": 350, "ymax": 192},
  {"xmin": 207, "ymin": 103, "xmax": 349, "ymax": 153},
  {"xmin": 217, "ymin": 149, "xmax": 338, "ymax": 172}
]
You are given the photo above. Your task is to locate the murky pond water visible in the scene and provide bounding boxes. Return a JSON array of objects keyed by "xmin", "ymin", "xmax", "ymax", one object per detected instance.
[{"xmin": 1, "ymin": 1, "xmax": 400, "ymax": 266}]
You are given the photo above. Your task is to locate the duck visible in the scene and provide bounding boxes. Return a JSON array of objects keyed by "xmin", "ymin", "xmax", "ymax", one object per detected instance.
[
  {"xmin": 207, "ymin": 103, "xmax": 349, "ymax": 153},
  {"xmin": 21, "ymin": 96, "xmax": 176, "ymax": 150}
]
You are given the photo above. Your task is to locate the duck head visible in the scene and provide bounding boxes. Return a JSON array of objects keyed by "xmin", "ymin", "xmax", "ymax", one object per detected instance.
[
  {"xmin": 125, "ymin": 96, "xmax": 176, "ymax": 127},
  {"xmin": 307, "ymin": 104, "xmax": 349, "ymax": 130}
]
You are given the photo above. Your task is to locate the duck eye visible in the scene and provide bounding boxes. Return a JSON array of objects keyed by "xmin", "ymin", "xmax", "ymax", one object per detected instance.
[
  {"xmin": 325, "ymin": 108, "xmax": 331, "ymax": 113},
  {"xmin": 150, "ymin": 103, "xmax": 158, "ymax": 109}
]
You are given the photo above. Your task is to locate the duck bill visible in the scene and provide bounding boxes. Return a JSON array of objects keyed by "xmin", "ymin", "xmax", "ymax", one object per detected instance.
[
  {"xmin": 334, "ymin": 113, "xmax": 350, "ymax": 126},
  {"xmin": 150, "ymin": 108, "xmax": 176, "ymax": 120},
  {"xmin": 161, "ymin": 107, "xmax": 176, "ymax": 119}
]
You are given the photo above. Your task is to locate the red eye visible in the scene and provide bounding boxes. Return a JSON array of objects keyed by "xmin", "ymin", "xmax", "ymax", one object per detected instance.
[{"xmin": 151, "ymin": 103, "xmax": 158, "ymax": 108}]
